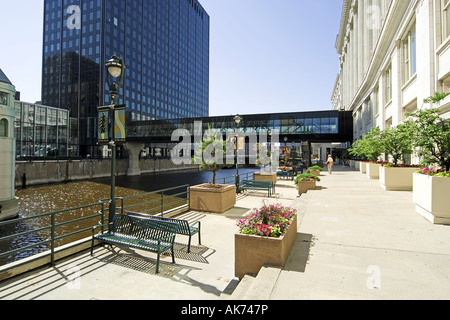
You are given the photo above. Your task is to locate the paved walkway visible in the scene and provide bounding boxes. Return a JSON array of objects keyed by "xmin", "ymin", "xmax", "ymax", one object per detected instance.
[
  {"xmin": 1, "ymin": 166, "xmax": 449, "ymax": 300},
  {"xmin": 271, "ymin": 165, "xmax": 450, "ymax": 300}
]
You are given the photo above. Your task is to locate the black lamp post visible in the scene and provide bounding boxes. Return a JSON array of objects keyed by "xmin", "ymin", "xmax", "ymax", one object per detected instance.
[
  {"xmin": 234, "ymin": 115, "xmax": 242, "ymax": 191},
  {"xmin": 105, "ymin": 55, "xmax": 125, "ymax": 222}
]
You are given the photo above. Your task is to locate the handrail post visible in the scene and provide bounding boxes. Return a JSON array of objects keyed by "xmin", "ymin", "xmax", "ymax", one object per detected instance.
[
  {"xmin": 161, "ymin": 191, "xmax": 164, "ymax": 216},
  {"xmin": 100, "ymin": 201, "xmax": 105, "ymax": 234},
  {"xmin": 50, "ymin": 213, "xmax": 55, "ymax": 266},
  {"xmin": 187, "ymin": 186, "xmax": 191, "ymax": 211}
]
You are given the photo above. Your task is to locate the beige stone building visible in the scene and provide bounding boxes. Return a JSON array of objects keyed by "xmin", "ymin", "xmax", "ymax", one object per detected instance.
[
  {"xmin": 332, "ymin": 0, "xmax": 450, "ymax": 141},
  {"xmin": 0, "ymin": 68, "xmax": 18, "ymax": 221}
]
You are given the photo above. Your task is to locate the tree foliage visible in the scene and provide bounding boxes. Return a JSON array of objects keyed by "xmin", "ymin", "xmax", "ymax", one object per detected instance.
[
  {"xmin": 349, "ymin": 127, "xmax": 383, "ymax": 161},
  {"xmin": 407, "ymin": 108, "xmax": 450, "ymax": 171},
  {"xmin": 379, "ymin": 123, "xmax": 414, "ymax": 165}
]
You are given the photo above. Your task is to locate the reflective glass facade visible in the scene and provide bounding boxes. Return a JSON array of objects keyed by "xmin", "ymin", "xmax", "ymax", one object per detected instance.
[
  {"xmin": 14, "ymin": 102, "xmax": 71, "ymax": 158},
  {"xmin": 127, "ymin": 111, "xmax": 353, "ymax": 143},
  {"xmin": 42, "ymin": 0, "xmax": 210, "ymax": 156}
]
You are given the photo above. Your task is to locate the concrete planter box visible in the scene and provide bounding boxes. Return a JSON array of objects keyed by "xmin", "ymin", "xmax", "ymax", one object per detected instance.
[
  {"xmin": 354, "ymin": 161, "xmax": 360, "ymax": 170},
  {"xmin": 235, "ymin": 214, "xmax": 297, "ymax": 279},
  {"xmin": 360, "ymin": 162, "xmax": 367, "ymax": 174},
  {"xmin": 309, "ymin": 170, "xmax": 321, "ymax": 176},
  {"xmin": 297, "ymin": 180, "xmax": 316, "ymax": 195},
  {"xmin": 413, "ymin": 173, "xmax": 450, "ymax": 225},
  {"xmin": 253, "ymin": 172, "xmax": 277, "ymax": 185},
  {"xmin": 366, "ymin": 162, "xmax": 380, "ymax": 179},
  {"xmin": 189, "ymin": 184, "xmax": 236, "ymax": 214},
  {"xmin": 379, "ymin": 166, "xmax": 417, "ymax": 191}
]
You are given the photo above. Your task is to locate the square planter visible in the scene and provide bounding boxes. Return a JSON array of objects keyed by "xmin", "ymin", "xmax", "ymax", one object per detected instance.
[
  {"xmin": 366, "ymin": 162, "xmax": 380, "ymax": 179},
  {"xmin": 360, "ymin": 162, "xmax": 367, "ymax": 174},
  {"xmin": 379, "ymin": 166, "xmax": 417, "ymax": 191},
  {"xmin": 413, "ymin": 173, "xmax": 450, "ymax": 225},
  {"xmin": 253, "ymin": 172, "xmax": 277, "ymax": 185},
  {"xmin": 309, "ymin": 170, "xmax": 321, "ymax": 176},
  {"xmin": 235, "ymin": 214, "xmax": 298, "ymax": 279},
  {"xmin": 190, "ymin": 184, "xmax": 236, "ymax": 214},
  {"xmin": 297, "ymin": 180, "xmax": 316, "ymax": 195}
]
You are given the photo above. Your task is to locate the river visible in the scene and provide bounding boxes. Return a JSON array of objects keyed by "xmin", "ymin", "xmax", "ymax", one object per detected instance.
[{"xmin": 0, "ymin": 167, "xmax": 258, "ymax": 267}]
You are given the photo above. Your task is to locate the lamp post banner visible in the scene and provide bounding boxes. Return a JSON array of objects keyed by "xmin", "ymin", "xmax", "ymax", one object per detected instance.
[
  {"xmin": 98, "ymin": 107, "xmax": 110, "ymax": 144},
  {"xmin": 97, "ymin": 105, "xmax": 126, "ymax": 145},
  {"xmin": 114, "ymin": 106, "xmax": 126, "ymax": 143}
]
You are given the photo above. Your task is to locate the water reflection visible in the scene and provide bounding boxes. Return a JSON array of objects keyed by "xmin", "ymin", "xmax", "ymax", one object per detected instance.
[{"xmin": 0, "ymin": 168, "xmax": 257, "ymax": 266}]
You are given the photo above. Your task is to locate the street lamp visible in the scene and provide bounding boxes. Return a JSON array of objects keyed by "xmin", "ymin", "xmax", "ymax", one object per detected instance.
[
  {"xmin": 234, "ymin": 115, "xmax": 242, "ymax": 192},
  {"xmin": 105, "ymin": 55, "xmax": 125, "ymax": 223},
  {"xmin": 106, "ymin": 55, "xmax": 126, "ymax": 105}
]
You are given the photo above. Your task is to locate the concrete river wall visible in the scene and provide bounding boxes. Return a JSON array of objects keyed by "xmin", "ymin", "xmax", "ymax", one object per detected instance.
[{"xmin": 15, "ymin": 159, "xmax": 198, "ymax": 188}]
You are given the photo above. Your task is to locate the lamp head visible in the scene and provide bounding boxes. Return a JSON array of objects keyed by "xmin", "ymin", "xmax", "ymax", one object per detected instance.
[{"xmin": 106, "ymin": 56, "xmax": 124, "ymax": 78}]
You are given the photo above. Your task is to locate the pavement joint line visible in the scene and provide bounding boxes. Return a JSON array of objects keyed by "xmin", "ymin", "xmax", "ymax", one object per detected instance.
[{"xmin": 316, "ymin": 241, "xmax": 450, "ymax": 257}]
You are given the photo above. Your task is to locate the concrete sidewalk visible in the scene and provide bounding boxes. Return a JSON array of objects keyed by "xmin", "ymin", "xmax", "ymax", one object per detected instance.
[
  {"xmin": 1, "ymin": 166, "xmax": 449, "ymax": 300},
  {"xmin": 269, "ymin": 165, "xmax": 450, "ymax": 300}
]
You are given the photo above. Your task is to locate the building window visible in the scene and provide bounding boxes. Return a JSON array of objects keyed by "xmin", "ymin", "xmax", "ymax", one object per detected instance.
[
  {"xmin": 444, "ymin": 0, "xmax": 450, "ymax": 39},
  {"xmin": 0, "ymin": 92, "xmax": 8, "ymax": 105},
  {"xmin": 403, "ymin": 22, "xmax": 416, "ymax": 83},
  {"xmin": 384, "ymin": 64, "xmax": 392, "ymax": 105},
  {"xmin": 0, "ymin": 119, "xmax": 8, "ymax": 137}
]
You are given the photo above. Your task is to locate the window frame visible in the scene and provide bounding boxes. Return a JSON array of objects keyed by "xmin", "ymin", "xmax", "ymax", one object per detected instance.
[
  {"xmin": 0, "ymin": 91, "xmax": 8, "ymax": 105},
  {"xmin": 384, "ymin": 64, "xmax": 392, "ymax": 105},
  {"xmin": 402, "ymin": 21, "xmax": 416, "ymax": 84},
  {"xmin": 0, "ymin": 118, "xmax": 8, "ymax": 137},
  {"xmin": 444, "ymin": 0, "xmax": 450, "ymax": 40}
]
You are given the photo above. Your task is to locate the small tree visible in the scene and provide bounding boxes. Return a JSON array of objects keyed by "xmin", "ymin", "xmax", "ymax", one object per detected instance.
[
  {"xmin": 192, "ymin": 127, "xmax": 230, "ymax": 184},
  {"xmin": 349, "ymin": 127, "xmax": 383, "ymax": 161},
  {"xmin": 379, "ymin": 123, "xmax": 414, "ymax": 165},
  {"xmin": 407, "ymin": 108, "xmax": 450, "ymax": 171}
]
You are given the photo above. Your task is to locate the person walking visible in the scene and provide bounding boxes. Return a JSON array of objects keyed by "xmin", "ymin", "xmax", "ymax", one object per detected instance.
[{"xmin": 326, "ymin": 155, "xmax": 334, "ymax": 174}]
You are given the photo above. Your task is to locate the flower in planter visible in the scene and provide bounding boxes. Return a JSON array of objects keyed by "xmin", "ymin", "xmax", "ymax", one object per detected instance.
[
  {"xmin": 416, "ymin": 167, "xmax": 450, "ymax": 177},
  {"xmin": 236, "ymin": 203, "xmax": 296, "ymax": 238},
  {"xmin": 382, "ymin": 163, "xmax": 421, "ymax": 168},
  {"xmin": 294, "ymin": 174, "xmax": 320, "ymax": 183},
  {"xmin": 306, "ymin": 165, "xmax": 323, "ymax": 173}
]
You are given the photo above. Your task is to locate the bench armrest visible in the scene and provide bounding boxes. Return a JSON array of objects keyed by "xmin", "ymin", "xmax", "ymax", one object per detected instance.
[
  {"xmin": 92, "ymin": 222, "xmax": 112, "ymax": 236},
  {"xmin": 158, "ymin": 233, "xmax": 176, "ymax": 244},
  {"xmin": 189, "ymin": 221, "xmax": 201, "ymax": 232}
]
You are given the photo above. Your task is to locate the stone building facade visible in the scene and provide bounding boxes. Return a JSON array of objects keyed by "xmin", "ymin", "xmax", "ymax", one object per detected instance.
[
  {"xmin": 332, "ymin": 0, "xmax": 450, "ymax": 141},
  {"xmin": 0, "ymin": 68, "xmax": 18, "ymax": 221}
]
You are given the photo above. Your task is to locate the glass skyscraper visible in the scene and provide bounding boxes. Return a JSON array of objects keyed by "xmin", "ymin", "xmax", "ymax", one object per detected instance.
[{"xmin": 42, "ymin": 0, "xmax": 210, "ymax": 156}]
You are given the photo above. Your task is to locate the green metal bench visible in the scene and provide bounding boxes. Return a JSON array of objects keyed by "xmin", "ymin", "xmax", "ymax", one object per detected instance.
[
  {"xmin": 91, "ymin": 214, "xmax": 178, "ymax": 274},
  {"xmin": 239, "ymin": 180, "xmax": 275, "ymax": 197},
  {"xmin": 125, "ymin": 211, "xmax": 201, "ymax": 253}
]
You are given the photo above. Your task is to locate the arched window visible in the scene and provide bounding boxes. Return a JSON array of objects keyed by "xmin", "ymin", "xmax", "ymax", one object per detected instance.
[{"xmin": 0, "ymin": 118, "xmax": 8, "ymax": 137}]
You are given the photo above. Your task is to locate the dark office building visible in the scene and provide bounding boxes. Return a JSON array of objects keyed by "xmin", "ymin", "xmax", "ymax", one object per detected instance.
[{"xmin": 42, "ymin": 0, "xmax": 210, "ymax": 156}]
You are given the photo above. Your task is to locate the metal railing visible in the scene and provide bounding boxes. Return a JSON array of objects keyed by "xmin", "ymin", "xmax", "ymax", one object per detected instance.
[
  {"xmin": 0, "ymin": 185, "xmax": 191, "ymax": 272},
  {"xmin": 101, "ymin": 184, "xmax": 190, "ymax": 217},
  {"xmin": 211, "ymin": 170, "xmax": 259, "ymax": 185},
  {"xmin": 0, "ymin": 202, "xmax": 105, "ymax": 270}
]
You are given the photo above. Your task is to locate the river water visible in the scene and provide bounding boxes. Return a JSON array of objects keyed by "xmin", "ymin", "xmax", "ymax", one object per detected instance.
[{"xmin": 0, "ymin": 167, "xmax": 257, "ymax": 267}]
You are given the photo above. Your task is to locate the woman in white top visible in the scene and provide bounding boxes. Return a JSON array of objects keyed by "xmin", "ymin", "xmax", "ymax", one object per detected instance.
[{"xmin": 326, "ymin": 155, "xmax": 334, "ymax": 174}]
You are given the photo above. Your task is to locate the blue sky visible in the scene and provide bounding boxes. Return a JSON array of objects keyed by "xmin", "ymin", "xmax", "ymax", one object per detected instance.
[{"xmin": 0, "ymin": 0, "xmax": 343, "ymax": 116}]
